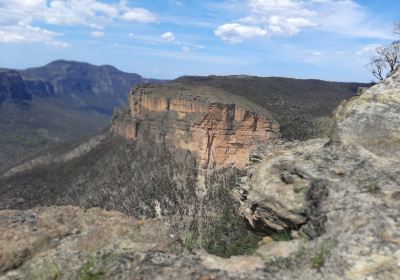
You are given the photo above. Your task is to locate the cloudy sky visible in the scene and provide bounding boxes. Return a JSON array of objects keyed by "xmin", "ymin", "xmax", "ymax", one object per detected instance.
[{"xmin": 0, "ymin": 0, "xmax": 398, "ymax": 82}]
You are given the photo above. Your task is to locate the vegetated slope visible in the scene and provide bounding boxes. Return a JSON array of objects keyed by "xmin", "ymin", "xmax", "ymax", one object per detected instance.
[
  {"xmin": 0, "ymin": 131, "xmax": 260, "ymax": 258},
  {"xmin": 0, "ymin": 60, "xmax": 154, "ymax": 167},
  {"xmin": 176, "ymin": 75, "xmax": 370, "ymax": 140},
  {"xmin": 0, "ymin": 100, "xmax": 108, "ymax": 171}
]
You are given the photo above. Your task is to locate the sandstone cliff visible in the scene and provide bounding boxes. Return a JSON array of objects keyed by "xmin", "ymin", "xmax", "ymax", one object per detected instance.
[{"xmin": 112, "ymin": 83, "xmax": 280, "ymax": 168}]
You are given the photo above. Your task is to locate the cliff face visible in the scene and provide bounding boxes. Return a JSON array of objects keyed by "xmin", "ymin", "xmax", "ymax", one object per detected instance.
[
  {"xmin": 112, "ymin": 85, "xmax": 280, "ymax": 168},
  {"xmin": 0, "ymin": 71, "xmax": 32, "ymax": 104}
]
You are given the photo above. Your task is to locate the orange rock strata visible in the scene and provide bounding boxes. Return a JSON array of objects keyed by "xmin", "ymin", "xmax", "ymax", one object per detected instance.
[{"xmin": 112, "ymin": 87, "xmax": 280, "ymax": 168}]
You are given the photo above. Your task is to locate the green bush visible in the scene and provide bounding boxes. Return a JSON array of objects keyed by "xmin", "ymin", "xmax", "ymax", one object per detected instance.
[{"xmin": 200, "ymin": 169, "xmax": 261, "ymax": 257}]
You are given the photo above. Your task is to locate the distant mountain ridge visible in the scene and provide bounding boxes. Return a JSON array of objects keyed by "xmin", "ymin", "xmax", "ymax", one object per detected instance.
[
  {"xmin": 1, "ymin": 60, "xmax": 150, "ymax": 114},
  {"xmin": 0, "ymin": 60, "xmax": 155, "ymax": 167}
]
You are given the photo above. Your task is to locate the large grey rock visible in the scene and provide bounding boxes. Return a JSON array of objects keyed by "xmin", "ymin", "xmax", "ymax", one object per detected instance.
[
  {"xmin": 333, "ymin": 69, "xmax": 400, "ymax": 161},
  {"xmin": 237, "ymin": 69, "xmax": 400, "ymax": 279}
]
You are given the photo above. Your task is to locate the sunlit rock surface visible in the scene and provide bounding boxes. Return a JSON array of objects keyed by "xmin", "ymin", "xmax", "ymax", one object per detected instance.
[
  {"xmin": 112, "ymin": 84, "xmax": 280, "ymax": 168},
  {"xmin": 334, "ymin": 69, "xmax": 400, "ymax": 161}
]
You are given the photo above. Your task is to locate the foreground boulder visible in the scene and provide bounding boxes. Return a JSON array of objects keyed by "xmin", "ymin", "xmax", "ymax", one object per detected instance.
[
  {"xmin": 0, "ymin": 207, "xmax": 176, "ymax": 275},
  {"xmin": 0, "ymin": 206, "xmax": 266, "ymax": 280}
]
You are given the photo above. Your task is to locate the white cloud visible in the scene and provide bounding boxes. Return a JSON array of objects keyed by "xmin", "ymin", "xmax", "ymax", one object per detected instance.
[
  {"xmin": 0, "ymin": 0, "xmax": 157, "ymax": 26},
  {"xmin": 214, "ymin": 23, "xmax": 267, "ymax": 43},
  {"xmin": 43, "ymin": 0, "xmax": 119, "ymax": 26},
  {"xmin": 356, "ymin": 44, "xmax": 381, "ymax": 56},
  {"xmin": 91, "ymin": 30, "xmax": 104, "ymax": 37},
  {"xmin": 0, "ymin": 23, "xmax": 68, "ymax": 47},
  {"xmin": 215, "ymin": 0, "xmax": 393, "ymax": 43},
  {"xmin": 161, "ymin": 31, "xmax": 175, "ymax": 42},
  {"xmin": 312, "ymin": 0, "xmax": 390, "ymax": 39},
  {"xmin": 182, "ymin": 46, "xmax": 191, "ymax": 52},
  {"xmin": 121, "ymin": 8, "xmax": 157, "ymax": 23},
  {"xmin": 0, "ymin": 0, "xmax": 157, "ymax": 46},
  {"xmin": 310, "ymin": 51, "xmax": 324, "ymax": 56},
  {"xmin": 267, "ymin": 16, "xmax": 316, "ymax": 35},
  {"xmin": 248, "ymin": 0, "xmax": 315, "ymax": 17}
]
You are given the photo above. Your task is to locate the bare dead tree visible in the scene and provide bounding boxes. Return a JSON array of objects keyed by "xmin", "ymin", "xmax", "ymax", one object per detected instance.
[
  {"xmin": 369, "ymin": 59, "xmax": 386, "ymax": 81},
  {"xmin": 376, "ymin": 43, "xmax": 400, "ymax": 73},
  {"xmin": 369, "ymin": 21, "xmax": 400, "ymax": 80}
]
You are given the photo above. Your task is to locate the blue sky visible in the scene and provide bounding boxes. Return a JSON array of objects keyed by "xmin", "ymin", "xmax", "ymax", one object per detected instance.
[{"xmin": 0, "ymin": 0, "xmax": 399, "ymax": 82}]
